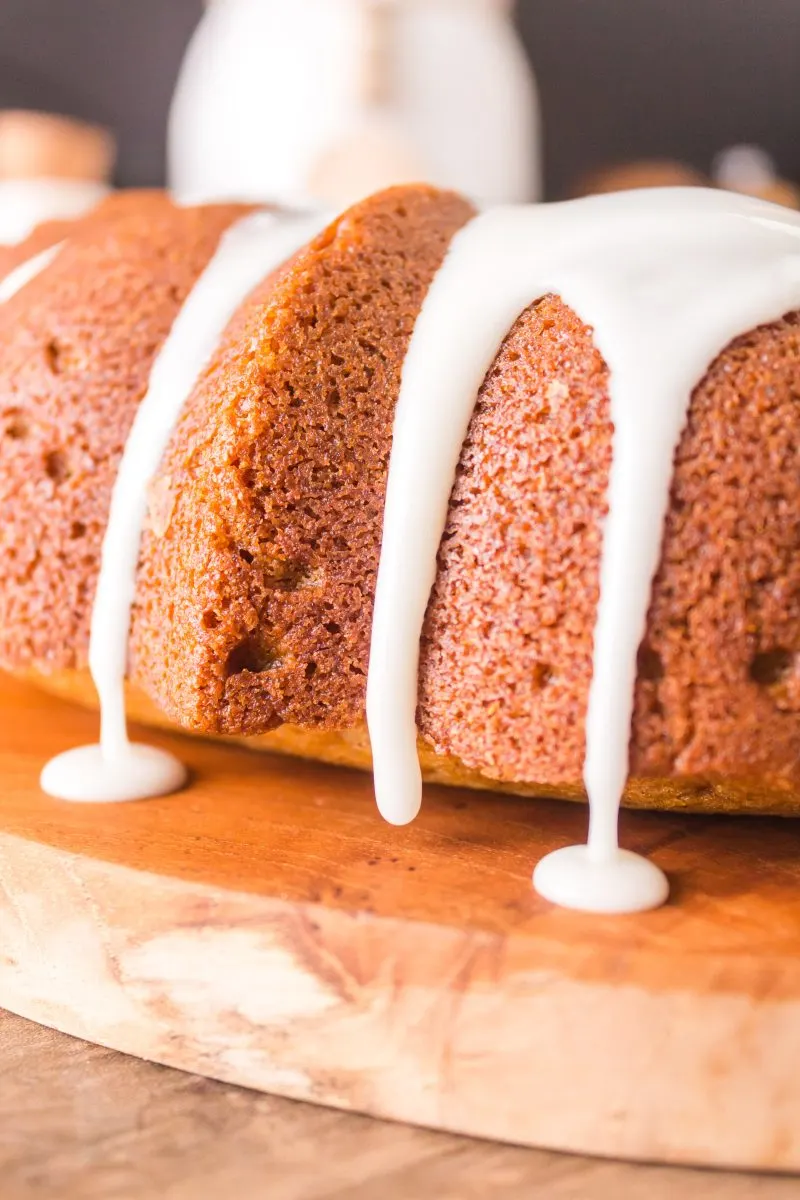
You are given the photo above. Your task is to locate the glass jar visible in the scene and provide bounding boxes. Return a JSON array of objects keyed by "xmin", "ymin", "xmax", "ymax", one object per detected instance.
[{"xmin": 169, "ymin": 0, "xmax": 540, "ymax": 208}]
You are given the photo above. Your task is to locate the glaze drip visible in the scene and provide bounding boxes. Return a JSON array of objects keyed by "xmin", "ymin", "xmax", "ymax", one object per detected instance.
[
  {"xmin": 42, "ymin": 209, "xmax": 328, "ymax": 804},
  {"xmin": 367, "ymin": 187, "xmax": 800, "ymax": 912}
]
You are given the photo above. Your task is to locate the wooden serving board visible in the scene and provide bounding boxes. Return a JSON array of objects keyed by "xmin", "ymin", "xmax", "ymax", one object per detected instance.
[{"xmin": 1, "ymin": 674, "xmax": 800, "ymax": 1172}]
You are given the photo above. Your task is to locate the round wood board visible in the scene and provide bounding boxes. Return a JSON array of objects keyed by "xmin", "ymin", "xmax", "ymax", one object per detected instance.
[{"xmin": 0, "ymin": 673, "xmax": 799, "ymax": 1171}]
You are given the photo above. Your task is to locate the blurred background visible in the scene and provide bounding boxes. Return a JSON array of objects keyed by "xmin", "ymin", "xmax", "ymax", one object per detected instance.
[{"xmin": 0, "ymin": 0, "xmax": 797, "ymax": 203}]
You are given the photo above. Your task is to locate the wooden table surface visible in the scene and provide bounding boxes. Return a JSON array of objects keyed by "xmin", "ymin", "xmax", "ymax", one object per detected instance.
[
  {"xmin": 0, "ymin": 1009, "xmax": 796, "ymax": 1200},
  {"xmin": 6, "ymin": 673, "xmax": 800, "ymax": 1171}
]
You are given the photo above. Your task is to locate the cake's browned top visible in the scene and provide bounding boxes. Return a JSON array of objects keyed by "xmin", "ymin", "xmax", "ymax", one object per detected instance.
[{"xmin": 0, "ymin": 191, "xmax": 249, "ymax": 669}]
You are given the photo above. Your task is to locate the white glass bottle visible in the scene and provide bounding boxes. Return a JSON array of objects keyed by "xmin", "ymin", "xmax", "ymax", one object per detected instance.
[{"xmin": 168, "ymin": 0, "xmax": 540, "ymax": 209}]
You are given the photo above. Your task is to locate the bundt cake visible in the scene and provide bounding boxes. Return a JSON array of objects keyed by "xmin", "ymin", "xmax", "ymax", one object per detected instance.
[{"xmin": 2, "ymin": 182, "xmax": 800, "ymax": 912}]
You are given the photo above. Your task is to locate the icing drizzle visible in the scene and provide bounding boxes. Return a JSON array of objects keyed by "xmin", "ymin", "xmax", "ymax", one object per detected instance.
[
  {"xmin": 41, "ymin": 210, "xmax": 327, "ymax": 803},
  {"xmin": 367, "ymin": 187, "xmax": 800, "ymax": 912}
]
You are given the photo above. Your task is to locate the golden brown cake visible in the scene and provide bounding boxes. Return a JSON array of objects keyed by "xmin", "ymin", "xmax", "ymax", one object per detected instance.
[{"xmin": 2, "ymin": 184, "xmax": 800, "ymax": 816}]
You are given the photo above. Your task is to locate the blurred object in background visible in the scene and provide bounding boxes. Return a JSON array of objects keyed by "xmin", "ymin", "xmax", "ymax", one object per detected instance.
[
  {"xmin": 713, "ymin": 143, "xmax": 800, "ymax": 209},
  {"xmin": 572, "ymin": 159, "xmax": 709, "ymax": 197},
  {"xmin": 0, "ymin": 110, "xmax": 113, "ymax": 245},
  {"xmin": 574, "ymin": 149, "xmax": 800, "ymax": 211},
  {"xmin": 168, "ymin": 0, "xmax": 540, "ymax": 208},
  {"xmin": 0, "ymin": 109, "xmax": 114, "ymax": 182}
]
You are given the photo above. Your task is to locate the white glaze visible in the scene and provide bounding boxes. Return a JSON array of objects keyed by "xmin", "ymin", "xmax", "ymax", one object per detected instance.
[
  {"xmin": 531, "ymin": 846, "xmax": 669, "ymax": 915},
  {"xmin": 367, "ymin": 187, "xmax": 800, "ymax": 911},
  {"xmin": 40, "ymin": 743, "xmax": 188, "ymax": 804},
  {"xmin": 42, "ymin": 209, "xmax": 328, "ymax": 804},
  {"xmin": 0, "ymin": 242, "xmax": 61, "ymax": 303},
  {"xmin": 0, "ymin": 179, "xmax": 107, "ymax": 245}
]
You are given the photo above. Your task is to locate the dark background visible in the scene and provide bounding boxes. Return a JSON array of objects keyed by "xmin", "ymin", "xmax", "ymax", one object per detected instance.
[{"xmin": 0, "ymin": 0, "xmax": 797, "ymax": 197}]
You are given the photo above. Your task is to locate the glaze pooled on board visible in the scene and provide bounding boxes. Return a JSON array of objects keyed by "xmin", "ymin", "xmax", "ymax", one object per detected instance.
[
  {"xmin": 367, "ymin": 187, "xmax": 800, "ymax": 912},
  {"xmin": 41, "ymin": 209, "xmax": 328, "ymax": 803}
]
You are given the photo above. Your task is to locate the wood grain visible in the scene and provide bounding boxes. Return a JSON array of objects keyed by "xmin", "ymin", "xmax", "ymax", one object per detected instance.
[
  {"xmin": 3, "ymin": 1009, "xmax": 798, "ymax": 1200},
  {"xmin": 0, "ymin": 673, "xmax": 799, "ymax": 1171}
]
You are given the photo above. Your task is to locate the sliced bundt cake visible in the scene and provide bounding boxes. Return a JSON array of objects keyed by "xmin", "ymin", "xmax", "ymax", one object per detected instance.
[{"xmin": 3, "ymin": 183, "xmax": 800, "ymax": 830}]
